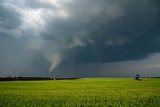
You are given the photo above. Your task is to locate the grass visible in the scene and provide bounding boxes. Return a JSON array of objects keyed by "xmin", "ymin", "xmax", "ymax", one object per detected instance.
[{"xmin": 0, "ymin": 78, "xmax": 160, "ymax": 107}]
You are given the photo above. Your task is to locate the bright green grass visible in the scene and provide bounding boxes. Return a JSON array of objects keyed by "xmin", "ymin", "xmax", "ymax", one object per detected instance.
[{"xmin": 0, "ymin": 78, "xmax": 160, "ymax": 107}]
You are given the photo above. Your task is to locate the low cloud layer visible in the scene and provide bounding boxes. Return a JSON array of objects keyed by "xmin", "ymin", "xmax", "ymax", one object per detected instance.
[{"xmin": 0, "ymin": 0, "xmax": 160, "ymax": 77}]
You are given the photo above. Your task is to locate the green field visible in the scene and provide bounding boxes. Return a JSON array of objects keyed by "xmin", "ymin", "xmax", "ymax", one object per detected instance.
[{"xmin": 0, "ymin": 78, "xmax": 160, "ymax": 107}]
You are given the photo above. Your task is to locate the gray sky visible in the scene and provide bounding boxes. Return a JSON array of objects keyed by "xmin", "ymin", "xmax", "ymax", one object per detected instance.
[{"xmin": 0, "ymin": 0, "xmax": 160, "ymax": 77}]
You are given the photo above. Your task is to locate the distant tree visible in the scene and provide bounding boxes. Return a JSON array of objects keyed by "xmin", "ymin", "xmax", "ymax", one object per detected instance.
[{"xmin": 135, "ymin": 74, "xmax": 140, "ymax": 80}]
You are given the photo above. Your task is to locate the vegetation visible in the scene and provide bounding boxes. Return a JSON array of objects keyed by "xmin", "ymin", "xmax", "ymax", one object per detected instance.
[{"xmin": 0, "ymin": 78, "xmax": 160, "ymax": 107}]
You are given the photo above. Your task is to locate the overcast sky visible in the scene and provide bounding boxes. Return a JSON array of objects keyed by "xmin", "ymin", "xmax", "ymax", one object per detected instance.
[{"xmin": 0, "ymin": 0, "xmax": 160, "ymax": 77}]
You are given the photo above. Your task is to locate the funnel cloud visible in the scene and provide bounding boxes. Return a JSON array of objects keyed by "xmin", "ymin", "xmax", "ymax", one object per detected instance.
[{"xmin": 0, "ymin": 0, "xmax": 160, "ymax": 77}]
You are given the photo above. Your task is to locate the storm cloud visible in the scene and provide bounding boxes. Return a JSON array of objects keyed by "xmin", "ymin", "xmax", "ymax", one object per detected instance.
[{"xmin": 0, "ymin": 0, "xmax": 160, "ymax": 77}]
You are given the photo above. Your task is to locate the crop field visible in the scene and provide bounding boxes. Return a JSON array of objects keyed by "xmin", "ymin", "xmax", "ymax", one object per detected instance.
[{"xmin": 0, "ymin": 78, "xmax": 160, "ymax": 107}]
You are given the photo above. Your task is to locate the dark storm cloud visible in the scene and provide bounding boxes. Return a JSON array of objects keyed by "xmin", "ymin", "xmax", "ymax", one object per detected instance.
[
  {"xmin": 0, "ymin": 0, "xmax": 160, "ymax": 77},
  {"xmin": 66, "ymin": 0, "xmax": 160, "ymax": 63},
  {"xmin": 0, "ymin": 4, "xmax": 21, "ymax": 30}
]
